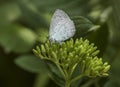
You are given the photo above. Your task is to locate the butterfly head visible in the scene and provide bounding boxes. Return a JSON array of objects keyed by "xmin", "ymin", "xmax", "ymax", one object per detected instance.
[
  {"xmin": 49, "ymin": 36, "xmax": 55, "ymax": 42},
  {"xmin": 49, "ymin": 36, "xmax": 62, "ymax": 44}
]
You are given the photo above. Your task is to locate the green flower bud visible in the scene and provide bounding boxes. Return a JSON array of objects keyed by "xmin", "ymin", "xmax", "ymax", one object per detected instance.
[{"xmin": 103, "ymin": 65, "xmax": 111, "ymax": 72}]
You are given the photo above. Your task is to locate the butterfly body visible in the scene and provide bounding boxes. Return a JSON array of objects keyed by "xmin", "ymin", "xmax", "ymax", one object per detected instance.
[{"xmin": 49, "ymin": 9, "xmax": 76, "ymax": 43}]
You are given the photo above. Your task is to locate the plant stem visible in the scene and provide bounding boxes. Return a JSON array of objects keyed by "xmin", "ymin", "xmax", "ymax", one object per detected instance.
[
  {"xmin": 57, "ymin": 64, "xmax": 66, "ymax": 78},
  {"xmin": 65, "ymin": 78, "xmax": 71, "ymax": 87},
  {"xmin": 33, "ymin": 73, "xmax": 49, "ymax": 87}
]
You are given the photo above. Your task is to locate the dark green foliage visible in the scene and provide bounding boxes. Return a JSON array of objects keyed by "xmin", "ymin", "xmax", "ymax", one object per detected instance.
[{"xmin": 0, "ymin": 0, "xmax": 120, "ymax": 87}]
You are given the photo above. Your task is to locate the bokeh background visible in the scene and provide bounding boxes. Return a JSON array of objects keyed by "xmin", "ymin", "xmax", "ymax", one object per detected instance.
[{"xmin": 0, "ymin": 0, "xmax": 120, "ymax": 87}]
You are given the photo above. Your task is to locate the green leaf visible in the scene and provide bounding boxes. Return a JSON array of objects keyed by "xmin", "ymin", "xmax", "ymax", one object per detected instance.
[
  {"xmin": 0, "ymin": 3, "xmax": 20, "ymax": 27},
  {"xmin": 72, "ymin": 16, "xmax": 100, "ymax": 39},
  {"xmin": 71, "ymin": 63, "xmax": 82, "ymax": 87},
  {"xmin": 17, "ymin": 0, "xmax": 49, "ymax": 28},
  {"xmin": 104, "ymin": 80, "xmax": 120, "ymax": 87},
  {"xmin": 15, "ymin": 54, "xmax": 47, "ymax": 73},
  {"xmin": 104, "ymin": 74, "xmax": 120, "ymax": 87},
  {"xmin": 107, "ymin": 0, "xmax": 120, "ymax": 48},
  {"xmin": 35, "ymin": 28, "xmax": 49, "ymax": 43},
  {"xmin": 0, "ymin": 24, "xmax": 36, "ymax": 53},
  {"xmin": 87, "ymin": 24, "xmax": 109, "ymax": 56},
  {"xmin": 44, "ymin": 60, "xmax": 65, "ymax": 87},
  {"xmin": 104, "ymin": 52, "xmax": 120, "ymax": 87},
  {"xmin": 17, "ymin": 0, "xmax": 94, "ymax": 16}
]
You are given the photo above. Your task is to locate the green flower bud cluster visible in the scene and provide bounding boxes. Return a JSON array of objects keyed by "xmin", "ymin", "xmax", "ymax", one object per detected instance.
[
  {"xmin": 81, "ymin": 57, "xmax": 110, "ymax": 77},
  {"xmin": 33, "ymin": 38, "xmax": 110, "ymax": 78}
]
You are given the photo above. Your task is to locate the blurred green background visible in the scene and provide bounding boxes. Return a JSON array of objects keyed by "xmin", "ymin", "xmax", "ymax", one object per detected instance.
[{"xmin": 0, "ymin": 0, "xmax": 120, "ymax": 87}]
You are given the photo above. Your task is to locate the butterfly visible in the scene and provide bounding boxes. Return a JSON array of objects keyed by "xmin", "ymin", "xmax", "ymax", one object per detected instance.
[{"xmin": 49, "ymin": 9, "xmax": 76, "ymax": 43}]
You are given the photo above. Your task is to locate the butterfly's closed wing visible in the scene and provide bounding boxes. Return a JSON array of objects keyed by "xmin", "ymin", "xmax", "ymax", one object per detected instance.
[{"xmin": 49, "ymin": 9, "xmax": 76, "ymax": 43}]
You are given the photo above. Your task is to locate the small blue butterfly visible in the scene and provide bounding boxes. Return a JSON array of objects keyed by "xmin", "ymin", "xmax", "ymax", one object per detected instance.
[{"xmin": 49, "ymin": 9, "xmax": 76, "ymax": 43}]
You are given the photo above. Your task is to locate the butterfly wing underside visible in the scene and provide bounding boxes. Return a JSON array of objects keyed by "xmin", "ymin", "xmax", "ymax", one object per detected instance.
[{"xmin": 49, "ymin": 9, "xmax": 76, "ymax": 42}]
